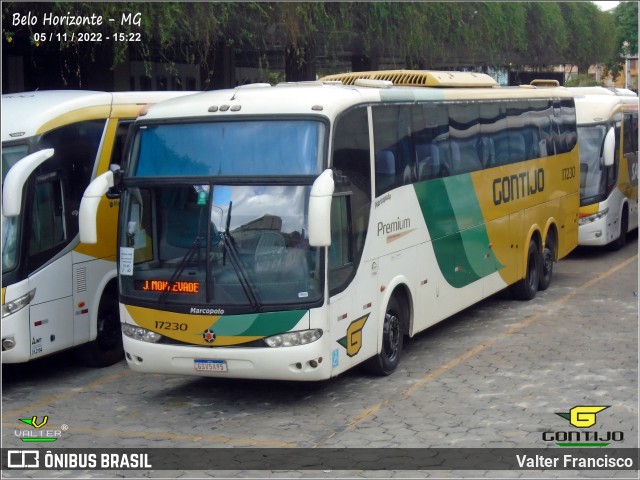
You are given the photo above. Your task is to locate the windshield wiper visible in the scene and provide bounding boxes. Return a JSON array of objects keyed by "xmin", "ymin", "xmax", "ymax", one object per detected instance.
[
  {"xmin": 159, "ymin": 200, "xmax": 206, "ymax": 303},
  {"xmin": 222, "ymin": 201, "xmax": 262, "ymax": 311},
  {"xmin": 159, "ymin": 234, "xmax": 203, "ymax": 304}
]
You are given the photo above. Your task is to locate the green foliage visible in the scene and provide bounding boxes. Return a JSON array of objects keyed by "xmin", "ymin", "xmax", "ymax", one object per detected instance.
[
  {"xmin": 560, "ymin": 2, "xmax": 616, "ymax": 74},
  {"xmin": 605, "ymin": 1, "xmax": 638, "ymax": 82},
  {"xmin": 615, "ymin": 1, "xmax": 638, "ymax": 56},
  {"xmin": 1, "ymin": 1, "xmax": 627, "ymax": 85}
]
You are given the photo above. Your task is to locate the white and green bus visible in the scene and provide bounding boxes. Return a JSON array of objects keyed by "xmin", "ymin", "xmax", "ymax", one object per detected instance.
[
  {"xmin": 569, "ymin": 87, "xmax": 638, "ymax": 249},
  {"xmin": 80, "ymin": 70, "xmax": 579, "ymax": 380},
  {"xmin": 2, "ymin": 90, "xmax": 194, "ymax": 366}
]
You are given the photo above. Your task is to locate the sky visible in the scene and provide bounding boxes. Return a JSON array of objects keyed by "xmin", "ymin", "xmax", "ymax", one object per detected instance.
[{"xmin": 592, "ymin": 1, "xmax": 619, "ymax": 11}]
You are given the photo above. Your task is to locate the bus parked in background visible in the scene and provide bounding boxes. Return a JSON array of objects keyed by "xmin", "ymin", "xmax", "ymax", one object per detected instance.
[
  {"xmin": 568, "ymin": 87, "xmax": 638, "ymax": 249},
  {"xmin": 2, "ymin": 90, "xmax": 195, "ymax": 366},
  {"xmin": 80, "ymin": 70, "xmax": 579, "ymax": 380}
]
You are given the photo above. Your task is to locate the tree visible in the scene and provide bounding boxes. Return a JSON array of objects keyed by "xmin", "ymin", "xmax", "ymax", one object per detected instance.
[
  {"xmin": 1, "ymin": 1, "xmax": 630, "ymax": 90},
  {"xmin": 605, "ymin": 1, "xmax": 638, "ymax": 82},
  {"xmin": 560, "ymin": 2, "xmax": 616, "ymax": 78}
]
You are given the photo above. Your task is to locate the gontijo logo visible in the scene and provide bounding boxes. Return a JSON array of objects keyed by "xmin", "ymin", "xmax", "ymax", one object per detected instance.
[
  {"xmin": 556, "ymin": 405, "xmax": 609, "ymax": 428},
  {"xmin": 543, "ymin": 405, "xmax": 623, "ymax": 447}
]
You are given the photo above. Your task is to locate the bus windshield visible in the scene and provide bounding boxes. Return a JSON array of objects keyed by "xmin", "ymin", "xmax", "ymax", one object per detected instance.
[
  {"xmin": 133, "ymin": 120, "xmax": 325, "ymax": 177},
  {"xmin": 577, "ymin": 124, "xmax": 607, "ymax": 201},
  {"xmin": 119, "ymin": 184, "xmax": 322, "ymax": 309},
  {"xmin": 2, "ymin": 144, "xmax": 29, "ymax": 272},
  {"xmin": 2, "ymin": 143, "xmax": 30, "ymax": 183}
]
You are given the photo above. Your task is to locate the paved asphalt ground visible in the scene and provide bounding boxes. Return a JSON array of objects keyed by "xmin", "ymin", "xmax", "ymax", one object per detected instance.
[{"xmin": 2, "ymin": 234, "xmax": 638, "ymax": 479}]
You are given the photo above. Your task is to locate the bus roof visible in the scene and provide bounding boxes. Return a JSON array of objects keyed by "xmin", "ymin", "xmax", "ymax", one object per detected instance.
[
  {"xmin": 1, "ymin": 90, "xmax": 197, "ymax": 142},
  {"xmin": 568, "ymin": 87, "xmax": 638, "ymax": 125},
  {"xmin": 140, "ymin": 76, "xmax": 575, "ymax": 123},
  {"xmin": 573, "ymin": 94, "xmax": 630, "ymax": 125},
  {"xmin": 139, "ymin": 83, "xmax": 375, "ymax": 121},
  {"xmin": 319, "ymin": 69, "xmax": 499, "ymax": 87}
]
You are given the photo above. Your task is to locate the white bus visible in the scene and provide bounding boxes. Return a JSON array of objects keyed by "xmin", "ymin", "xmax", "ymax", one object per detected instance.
[
  {"xmin": 80, "ymin": 71, "xmax": 579, "ymax": 380},
  {"xmin": 569, "ymin": 87, "xmax": 638, "ymax": 249},
  {"xmin": 2, "ymin": 90, "xmax": 195, "ymax": 366}
]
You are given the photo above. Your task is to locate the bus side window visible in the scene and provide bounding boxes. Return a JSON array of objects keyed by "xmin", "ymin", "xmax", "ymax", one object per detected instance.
[
  {"xmin": 110, "ymin": 120, "xmax": 134, "ymax": 168},
  {"xmin": 332, "ymin": 106, "xmax": 371, "ymax": 198},
  {"xmin": 448, "ymin": 102, "xmax": 481, "ymax": 174},
  {"xmin": 38, "ymin": 120, "xmax": 106, "ymax": 229},
  {"xmin": 530, "ymin": 99, "xmax": 553, "ymax": 158},
  {"xmin": 606, "ymin": 123, "xmax": 622, "ymax": 191},
  {"xmin": 328, "ymin": 195, "xmax": 353, "ymax": 295},
  {"xmin": 507, "ymin": 100, "xmax": 528, "ymax": 163},
  {"xmin": 414, "ymin": 103, "xmax": 450, "ymax": 179},
  {"xmin": 479, "ymin": 101, "xmax": 506, "ymax": 166},
  {"xmin": 331, "ymin": 106, "xmax": 371, "ymax": 296},
  {"xmin": 624, "ymin": 113, "xmax": 638, "ymax": 154},
  {"xmin": 372, "ymin": 105, "xmax": 414, "ymax": 195},
  {"xmin": 28, "ymin": 174, "xmax": 67, "ymax": 270}
]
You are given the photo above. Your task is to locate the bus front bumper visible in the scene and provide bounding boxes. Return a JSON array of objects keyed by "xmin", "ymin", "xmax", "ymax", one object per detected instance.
[
  {"xmin": 1, "ymin": 307, "xmax": 32, "ymax": 363},
  {"xmin": 578, "ymin": 211, "xmax": 612, "ymax": 246},
  {"xmin": 123, "ymin": 335, "xmax": 333, "ymax": 381}
]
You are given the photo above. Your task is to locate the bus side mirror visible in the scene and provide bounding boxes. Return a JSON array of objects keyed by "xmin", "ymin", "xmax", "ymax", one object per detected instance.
[
  {"xmin": 79, "ymin": 168, "xmax": 117, "ymax": 244},
  {"xmin": 603, "ymin": 127, "xmax": 615, "ymax": 167},
  {"xmin": 105, "ymin": 164, "xmax": 123, "ymax": 199},
  {"xmin": 308, "ymin": 169, "xmax": 334, "ymax": 247},
  {"xmin": 2, "ymin": 149, "xmax": 54, "ymax": 217}
]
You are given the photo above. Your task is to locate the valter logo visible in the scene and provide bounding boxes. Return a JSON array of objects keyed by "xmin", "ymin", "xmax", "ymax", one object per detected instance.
[
  {"xmin": 14, "ymin": 415, "xmax": 66, "ymax": 443},
  {"xmin": 542, "ymin": 405, "xmax": 623, "ymax": 447}
]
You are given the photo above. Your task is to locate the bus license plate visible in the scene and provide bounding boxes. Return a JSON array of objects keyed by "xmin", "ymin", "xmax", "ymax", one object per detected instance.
[{"xmin": 194, "ymin": 359, "xmax": 227, "ymax": 372}]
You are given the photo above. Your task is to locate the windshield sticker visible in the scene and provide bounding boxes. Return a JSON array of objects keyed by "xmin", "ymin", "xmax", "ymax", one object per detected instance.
[{"xmin": 119, "ymin": 247, "xmax": 134, "ymax": 276}]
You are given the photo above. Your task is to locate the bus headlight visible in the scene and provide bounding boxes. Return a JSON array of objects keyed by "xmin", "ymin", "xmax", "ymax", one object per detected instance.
[
  {"xmin": 121, "ymin": 323, "xmax": 162, "ymax": 343},
  {"xmin": 579, "ymin": 207, "xmax": 608, "ymax": 226},
  {"xmin": 264, "ymin": 329, "xmax": 323, "ymax": 347},
  {"xmin": 2, "ymin": 289, "xmax": 36, "ymax": 318}
]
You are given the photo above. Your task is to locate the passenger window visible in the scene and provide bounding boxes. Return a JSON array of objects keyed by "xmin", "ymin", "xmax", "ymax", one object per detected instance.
[
  {"xmin": 529, "ymin": 99, "xmax": 553, "ymax": 157},
  {"xmin": 415, "ymin": 104, "xmax": 449, "ymax": 179},
  {"xmin": 332, "ymin": 107, "xmax": 371, "ymax": 199},
  {"xmin": 551, "ymin": 99, "xmax": 577, "ymax": 155},
  {"xmin": 448, "ymin": 102, "xmax": 481, "ymax": 174},
  {"xmin": 479, "ymin": 102, "xmax": 505, "ymax": 168},
  {"xmin": 373, "ymin": 105, "xmax": 414, "ymax": 195},
  {"xmin": 507, "ymin": 100, "xmax": 529, "ymax": 163}
]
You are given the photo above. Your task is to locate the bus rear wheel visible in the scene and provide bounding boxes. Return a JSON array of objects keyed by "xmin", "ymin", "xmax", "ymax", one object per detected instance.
[
  {"xmin": 364, "ymin": 296, "xmax": 404, "ymax": 376},
  {"xmin": 511, "ymin": 239, "xmax": 540, "ymax": 301},
  {"xmin": 538, "ymin": 236, "xmax": 555, "ymax": 291}
]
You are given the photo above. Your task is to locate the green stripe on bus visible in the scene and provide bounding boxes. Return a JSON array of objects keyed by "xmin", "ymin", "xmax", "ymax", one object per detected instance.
[
  {"xmin": 211, "ymin": 310, "xmax": 307, "ymax": 336},
  {"xmin": 414, "ymin": 175, "xmax": 502, "ymax": 288}
]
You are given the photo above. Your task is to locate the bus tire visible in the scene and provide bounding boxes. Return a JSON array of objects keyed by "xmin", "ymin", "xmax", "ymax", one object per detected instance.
[
  {"xmin": 364, "ymin": 296, "xmax": 404, "ymax": 376},
  {"xmin": 511, "ymin": 239, "xmax": 540, "ymax": 301},
  {"xmin": 76, "ymin": 284, "xmax": 123, "ymax": 367},
  {"xmin": 610, "ymin": 205, "xmax": 628, "ymax": 251},
  {"xmin": 538, "ymin": 236, "xmax": 555, "ymax": 291}
]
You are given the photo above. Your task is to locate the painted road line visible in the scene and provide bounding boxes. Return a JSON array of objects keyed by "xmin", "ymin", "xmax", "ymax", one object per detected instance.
[
  {"xmin": 2, "ymin": 370, "xmax": 132, "ymax": 420},
  {"xmin": 336, "ymin": 253, "xmax": 638, "ymax": 433}
]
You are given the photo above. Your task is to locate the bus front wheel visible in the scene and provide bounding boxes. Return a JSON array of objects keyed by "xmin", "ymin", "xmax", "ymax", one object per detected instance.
[
  {"xmin": 610, "ymin": 205, "xmax": 628, "ymax": 251},
  {"xmin": 76, "ymin": 284, "xmax": 124, "ymax": 367},
  {"xmin": 364, "ymin": 296, "xmax": 404, "ymax": 376},
  {"xmin": 511, "ymin": 239, "xmax": 540, "ymax": 301}
]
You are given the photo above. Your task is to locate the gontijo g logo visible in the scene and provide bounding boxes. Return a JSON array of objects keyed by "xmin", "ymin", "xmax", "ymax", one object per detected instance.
[{"xmin": 543, "ymin": 405, "xmax": 623, "ymax": 447}]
